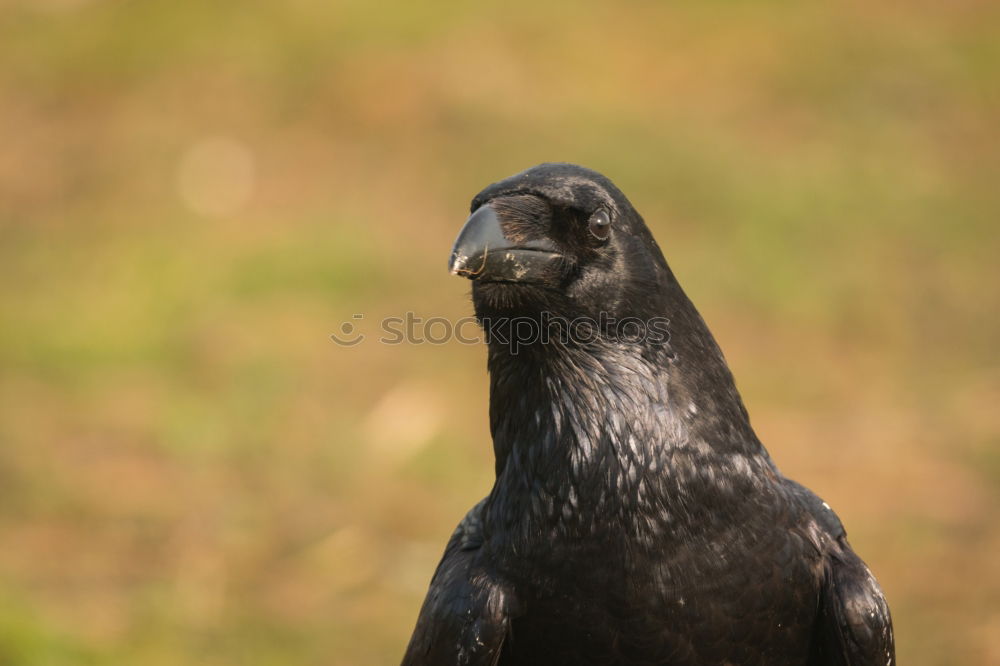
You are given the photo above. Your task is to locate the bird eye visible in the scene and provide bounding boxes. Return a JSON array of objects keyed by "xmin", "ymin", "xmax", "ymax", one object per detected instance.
[{"xmin": 588, "ymin": 209, "xmax": 611, "ymax": 240}]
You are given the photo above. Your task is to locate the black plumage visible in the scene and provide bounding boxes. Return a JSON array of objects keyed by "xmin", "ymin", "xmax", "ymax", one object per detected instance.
[{"xmin": 402, "ymin": 164, "xmax": 893, "ymax": 666}]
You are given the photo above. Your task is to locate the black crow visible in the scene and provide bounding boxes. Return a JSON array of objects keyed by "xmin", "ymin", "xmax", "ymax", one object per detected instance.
[{"xmin": 402, "ymin": 164, "xmax": 893, "ymax": 665}]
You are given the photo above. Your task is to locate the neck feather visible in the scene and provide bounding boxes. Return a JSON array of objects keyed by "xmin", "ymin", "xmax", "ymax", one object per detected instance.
[{"xmin": 483, "ymin": 332, "xmax": 771, "ymax": 545}]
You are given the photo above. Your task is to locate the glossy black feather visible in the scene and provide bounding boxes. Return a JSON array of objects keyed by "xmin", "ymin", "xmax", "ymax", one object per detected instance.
[
  {"xmin": 402, "ymin": 499, "xmax": 515, "ymax": 666},
  {"xmin": 402, "ymin": 164, "xmax": 894, "ymax": 666}
]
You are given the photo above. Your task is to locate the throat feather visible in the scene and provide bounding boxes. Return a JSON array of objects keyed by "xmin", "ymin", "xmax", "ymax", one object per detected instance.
[{"xmin": 484, "ymin": 339, "xmax": 766, "ymax": 544}]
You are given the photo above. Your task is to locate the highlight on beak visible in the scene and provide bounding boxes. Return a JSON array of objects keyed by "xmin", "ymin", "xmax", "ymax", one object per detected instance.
[
  {"xmin": 448, "ymin": 204, "xmax": 562, "ymax": 283},
  {"xmin": 449, "ymin": 205, "xmax": 506, "ymax": 277}
]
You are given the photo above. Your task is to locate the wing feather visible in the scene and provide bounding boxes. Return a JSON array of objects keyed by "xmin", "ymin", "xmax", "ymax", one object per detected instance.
[{"xmin": 402, "ymin": 500, "xmax": 514, "ymax": 666}]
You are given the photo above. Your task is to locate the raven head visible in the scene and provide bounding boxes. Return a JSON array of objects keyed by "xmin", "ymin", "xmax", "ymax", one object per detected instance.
[{"xmin": 451, "ymin": 164, "xmax": 672, "ymax": 327}]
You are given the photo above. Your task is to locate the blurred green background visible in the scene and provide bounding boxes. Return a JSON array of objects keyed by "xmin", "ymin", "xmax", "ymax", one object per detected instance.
[{"xmin": 1, "ymin": 1, "xmax": 998, "ymax": 664}]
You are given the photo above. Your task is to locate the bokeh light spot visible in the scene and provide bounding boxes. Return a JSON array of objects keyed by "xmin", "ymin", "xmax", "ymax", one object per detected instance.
[{"xmin": 176, "ymin": 137, "xmax": 255, "ymax": 217}]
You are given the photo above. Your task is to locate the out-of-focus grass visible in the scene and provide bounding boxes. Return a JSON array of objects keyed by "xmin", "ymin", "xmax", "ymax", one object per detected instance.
[{"xmin": 0, "ymin": 1, "xmax": 998, "ymax": 664}]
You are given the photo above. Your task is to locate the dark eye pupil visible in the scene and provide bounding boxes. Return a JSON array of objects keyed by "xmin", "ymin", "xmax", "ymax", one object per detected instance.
[{"xmin": 589, "ymin": 210, "xmax": 611, "ymax": 239}]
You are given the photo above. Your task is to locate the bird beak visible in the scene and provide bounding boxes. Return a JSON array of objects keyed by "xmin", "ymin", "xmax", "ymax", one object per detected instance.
[{"xmin": 449, "ymin": 204, "xmax": 561, "ymax": 282}]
